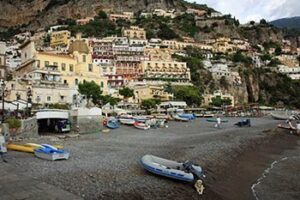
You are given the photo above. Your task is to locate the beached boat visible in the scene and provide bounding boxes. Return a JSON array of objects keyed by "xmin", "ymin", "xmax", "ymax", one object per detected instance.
[
  {"xmin": 119, "ymin": 118, "xmax": 136, "ymax": 125},
  {"xmin": 6, "ymin": 143, "xmax": 35, "ymax": 153},
  {"xmin": 140, "ymin": 154, "xmax": 205, "ymax": 184},
  {"xmin": 234, "ymin": 119, "xmax": 251, "ymax": 127},
  {"xmin": 270, "ymin": 113, "xmax": 291, "ymax": 120},
  {"xmin": 104, "ymin": 118, "xmax": 120, "ymax": 129},
  {"xmin": 206, "ymin": 118, "xmax": 228, "ymax": 123},
  {"xmin": 133, "ymin": 116, "xmax": 149, "ymax": 123},
  {"xmin": 134, "ymin": 122, "xmax": 150, "ymax": 130},
  {"xmin": 34, "ymin": 144, "xmax": 69, "ymax": 161},
  {"xmin": 179, "ymin": 113, "xmax": 196, "ymax": 120},
  {"xmin": 173, "ymin": 115, "xmax": 189, "ymax": 122}
]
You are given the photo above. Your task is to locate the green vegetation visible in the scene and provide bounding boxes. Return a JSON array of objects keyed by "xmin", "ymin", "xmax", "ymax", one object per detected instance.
[
  {"xmin": 172, "ymin": 86, "xmax": 202, "ymax": 106},
  {"xmin": 231, "ymin": 51, "xmax": 252, "ymax": 64},
  {"xmin": 100, "ymin": 95, "xmax": 120, "ymax": 106},
  {"xmin": 141, "ymin": 98, "xmax": 161, "ymax": 112},
  {"xmin": 174, "ymin": 14, "xmax": 200, "ymax": 37},
  {"xmin": 119, "ymin": 87, "xmax": 134, "ymax": 99},
  {"xmin": 78, "ymin": 81, "xmax": 102, "ymax": 105},
  {"xmin": 61, "ymin": 11, "xmax": 118, "ymax": 37},
  {"xmin": 45, "ymin": 103, "xmax": 70, "ymax": 110},
  {"xmin": 209, "ymin": 96, "xmax": 232, "ymax": 107},
  {"xmin": 5, "ymin": 117, "xmax": 21, "ymax": 129}
]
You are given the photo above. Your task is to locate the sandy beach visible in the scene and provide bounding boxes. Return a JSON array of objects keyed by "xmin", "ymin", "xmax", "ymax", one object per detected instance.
[{"xmin": 1, "ymin": 117, "xmax": 299, "ymax": 200}]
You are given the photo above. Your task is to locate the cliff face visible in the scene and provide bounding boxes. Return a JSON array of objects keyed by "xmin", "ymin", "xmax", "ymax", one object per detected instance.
[{"xmin": 0, "ymin": 0, "xmax": 183, "ymax": 31}]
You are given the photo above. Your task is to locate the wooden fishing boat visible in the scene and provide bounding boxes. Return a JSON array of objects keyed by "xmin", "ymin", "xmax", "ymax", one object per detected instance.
[
  {"xmin": 134, "ymin": 122, "xmax": 150, "ymax": 130},
  {"xmin": 178, "ymin": 113, "xmax": 196, "ymax": 120},
  {"xmin": 119, "ymin": 118, "xmax": 136, "ymax": 125}
]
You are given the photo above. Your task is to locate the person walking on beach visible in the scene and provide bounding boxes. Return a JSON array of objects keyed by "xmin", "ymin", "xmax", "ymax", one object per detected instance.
[{"xmin": 216, "ymin": 116, "xmax": 221, "ymax": 129}]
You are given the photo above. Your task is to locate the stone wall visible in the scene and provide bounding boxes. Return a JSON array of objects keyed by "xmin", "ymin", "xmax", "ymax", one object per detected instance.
[
  {"xmin": 70, "ymin": 115, "xmax": 103, "ymax": 134},
  {"xmin": 19, "ymin": 117, "xmax": 39, "ymax": 138}
]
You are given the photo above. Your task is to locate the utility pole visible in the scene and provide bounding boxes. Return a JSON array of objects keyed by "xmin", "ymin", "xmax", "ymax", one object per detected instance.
[{"xmin": 0, "ymin": 80, "xmax": 6, "ymax": 123}]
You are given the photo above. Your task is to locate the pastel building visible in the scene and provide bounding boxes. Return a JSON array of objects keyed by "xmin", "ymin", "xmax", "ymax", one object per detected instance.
[
  {"xmin": 11, "ymin": 38, "xmax": 108, "ymax": 105},
  {"xmin": 141, "ymin": 60, "xmax": 190, "ymax": 82},
  {"xmin": 202, "ymin": 90, "xmax": 235, "ymax": 107},
  {"xmin": 50, "ymin": 30, "xmax": 71, "ymax": 48},
  {"xmin": 122, "ymin": 26, "xmax": 146, "ymax": 40}
]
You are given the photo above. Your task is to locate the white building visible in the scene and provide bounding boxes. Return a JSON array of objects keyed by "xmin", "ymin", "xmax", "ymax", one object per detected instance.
[{"xmin": 278, "ymin": 65, "xmax": 300, "ymax": 80}]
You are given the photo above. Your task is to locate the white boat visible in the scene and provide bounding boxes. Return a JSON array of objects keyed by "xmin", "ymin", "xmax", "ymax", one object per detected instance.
[
  {"xmin": 134, "ymin": 122, "xmax": 150, "ymax": 130},
  {"xmin": 270, "ymin": 112, "xmax": 292, "ymax": 120},
  {"xmin": 173, "ymin": 115, "xmax": 189, "ymax": 122},
  {"xmin": 34, "ymin": 144, "xmax": 69, "ymax": 161},
  {"xmin": 119, "ymin": 118, "xmax": 136, "ymax": 125}
]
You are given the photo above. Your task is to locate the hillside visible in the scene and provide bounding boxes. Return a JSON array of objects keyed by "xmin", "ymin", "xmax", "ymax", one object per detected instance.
[
  {"xmin": 0, "ymin": 0, "xmax": 185, "ymax": 31},
  {"xmin": 270, "ymin": 16, "xmax": 300, "ymax": 29}
]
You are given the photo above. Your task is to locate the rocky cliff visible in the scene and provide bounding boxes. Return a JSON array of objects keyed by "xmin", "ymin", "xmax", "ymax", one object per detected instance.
[{"xmin": 0, "ymin": 0, "xmax": 184, "ymax": 31}]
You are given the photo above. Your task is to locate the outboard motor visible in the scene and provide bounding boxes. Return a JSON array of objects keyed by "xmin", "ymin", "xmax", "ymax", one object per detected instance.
[{"xmin": 183, "ymin": 161, "xmax": 205, "ymax": 195}]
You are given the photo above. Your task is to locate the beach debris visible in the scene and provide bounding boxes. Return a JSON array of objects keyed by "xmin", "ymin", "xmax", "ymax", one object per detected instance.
[
  {"xmin": 102, "ymin": 129, "xmax": 110, "ymax": 133},
  {"xmin": 194, "ymin": 179, "xmax": 205, "ymax": 195}
]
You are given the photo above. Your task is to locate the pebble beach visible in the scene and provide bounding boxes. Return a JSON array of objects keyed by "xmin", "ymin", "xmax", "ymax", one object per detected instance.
[{"xmin": 1, "ymin": 117, "xmax": 299, "ymax": 200}]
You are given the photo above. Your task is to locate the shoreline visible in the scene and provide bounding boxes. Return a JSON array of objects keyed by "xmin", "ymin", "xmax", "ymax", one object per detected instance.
[{"xmin": 206, "ymin": 131, "xmax": 299, "ymax": 200}]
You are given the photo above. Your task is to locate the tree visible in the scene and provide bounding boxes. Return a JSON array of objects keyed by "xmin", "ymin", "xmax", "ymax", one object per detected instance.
[
  {"xmin": 260, "ymin": 19, "xmax": 268, "ymax": 25},
  {"xmin": 275, "ymin": 47, "xmax": 282, "ymax": 55},
  {"xmin": 141, "ymin": 99, "xmax": 161, "ymax": 113},
  {"xmin": 219, "ymin": 76, "xmax": 229, "ymax": 89},
  {"xmin": 157, "ymin": 23, "xmax": 179, "ymax": 40},
  {"xmin": 100, "ymin": 95, "xmax": 120, "ymax": 106},
  {"xmin": 250, "ymin": 21, "xmax": 255, "ymax": 25},
  {"xmin": 210, "ymin": 96, "xmax": 232, "ymax": 107},
  {"xmin": 78, "ymin": 81, "xmax": 102, "ymax": 106},
  {"xmin": 119, "ymin": 87, "xmax": 134, "ymax": 101},
  {"xmin": 173, "ymin": 86, "xmax": 202, "ymax": 106},
  {"xmin": 164, "ymin": 82, "xmax": 173, "ymax": 94},
  {"xmin": 98, "ymin": 11, "xmax": 108, "ymax": 19}
]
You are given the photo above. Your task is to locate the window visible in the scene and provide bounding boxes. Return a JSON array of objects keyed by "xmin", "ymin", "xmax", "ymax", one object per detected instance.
[
  {"xmin": 100, "ymin": 82, "xmax": 104, "ymax": 88},
  {"xmin": 61, "ymin": 63, "xmax": 66, "ymax": 71},
  {"xmin": 36, "ymin": 60, "xmax": 40, "ymax": 68},
  {"xmin": 47, "ymin": 96, "xmax": 51, "ymax": 102},
  {"xmin": 75, "ymin": 79, "xmax": 79, "ymax": 85},
  {"xmin": 60, "ymin": 96, "xmax": 65, "ymax": 101},
  {"xmin": 45, "ymin": 61, "xmax": 49, "ymax": 67},
  {"xmin": 88, "ymin": 64, "xmax": 93, "ymax": 72},
  {"xmin": 53, "ymin": 62, "xmax": 58, "ymax": 66},
  {"xmin": 64, "ymin": 80, "xmax": 68, "ymax": 84},
  {"xmin": 83, "ymin": 55, "xmax": 86, "ymax": 62},
  {"xmin": 69, "ymin": 64, "xmax": 74, "ymax": 72}
]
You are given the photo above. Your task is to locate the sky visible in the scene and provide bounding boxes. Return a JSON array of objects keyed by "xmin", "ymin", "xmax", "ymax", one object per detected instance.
[{"xmin": 188, "ymin": 0, "xmax": 300, "ymax": 23}]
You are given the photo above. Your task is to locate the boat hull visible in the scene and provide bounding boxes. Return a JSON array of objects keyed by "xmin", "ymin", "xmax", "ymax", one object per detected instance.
[{"xmin": 140, "ymin": 155, "xmax": 203, "ymax": 182}]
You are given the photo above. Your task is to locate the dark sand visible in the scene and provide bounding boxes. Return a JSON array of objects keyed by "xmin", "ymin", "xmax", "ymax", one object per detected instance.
[{"xmin": 1, "ymin": 117, "xmax": 299, "ymax": 200}]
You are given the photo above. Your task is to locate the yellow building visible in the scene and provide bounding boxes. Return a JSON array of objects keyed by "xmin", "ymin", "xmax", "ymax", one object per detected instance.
[
  {"xmin": 50, "ymin": 30, "xmax": 71, "ymax": 48},
  {"xmin": 12, "ymin": 38, "xmax": 108, "ymax": 105},
  {"xmin": 133, "ymin": 85, "xmax": 173, "ymax": 103},
  {"xmin": 122, "ymin": 26, "xmax": 146, "ymax": 40},
  {"xmin": 141, "ymin": 60, "xmax": 191, "ymax": 82},
  {"xmin": 202, "ymin": 90, "xmax": 235, "ymax": 107},
  {"xmin": 162, "ymin": 40, "xmax": 193, "ymax": 50}
]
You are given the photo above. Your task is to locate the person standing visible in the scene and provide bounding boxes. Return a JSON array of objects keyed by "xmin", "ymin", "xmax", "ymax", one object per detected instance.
[{"xmin": 216, "ymin": 116, "xmax": 221, "ymax": 129}]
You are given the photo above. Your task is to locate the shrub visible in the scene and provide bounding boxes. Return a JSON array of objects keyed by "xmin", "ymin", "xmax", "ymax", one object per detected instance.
[{"xmin": 5, "ymin": 118, "xmax": 21, "ymax": 129}]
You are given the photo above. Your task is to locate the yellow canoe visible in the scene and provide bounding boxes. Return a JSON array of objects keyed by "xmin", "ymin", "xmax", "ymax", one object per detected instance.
[{"xmin": 6, "ymin": 143, "xmax": 35, "ymax": 153}]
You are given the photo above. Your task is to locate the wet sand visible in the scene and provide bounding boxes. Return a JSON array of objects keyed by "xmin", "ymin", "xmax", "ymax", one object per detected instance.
[{"xmin": 1, "ymin": 117, "xmax": 299, "ymax": 200}]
